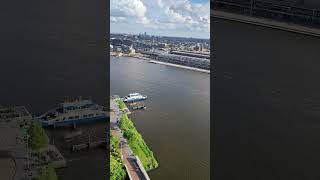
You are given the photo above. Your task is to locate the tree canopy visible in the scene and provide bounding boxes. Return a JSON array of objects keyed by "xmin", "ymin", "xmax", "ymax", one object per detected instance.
[
  {"xmin": 28, "ymin": 121, "xmax": 49, "ymax": 150},
  {"xmin": 110, "ymin": 134, "xmax": 126, "ymax": 180},
  {"xmin": 36, "ymin": 165, "xmax": 58, "ymax": 180}
]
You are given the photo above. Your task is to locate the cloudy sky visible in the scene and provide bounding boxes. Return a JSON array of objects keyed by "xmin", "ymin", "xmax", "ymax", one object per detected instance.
[{"xmin": 110, "ymin": 0, "xmax": 210, "ymax": 39}]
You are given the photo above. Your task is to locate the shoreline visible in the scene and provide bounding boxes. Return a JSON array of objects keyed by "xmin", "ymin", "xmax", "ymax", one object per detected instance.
[
  {"xmin": 148, "ymin": 60, "xmax": 210, "ymax": 73},
  {"xmin": 112, "ymin": 54, "xmax": 211, "ymax": 73},
  {"xmin": 211, "ymin": 10, "xmax": 320, "ymax": 38},
  {"xmin": 110, "ymin": 97, "xmax": 154, "ymax": 179}
]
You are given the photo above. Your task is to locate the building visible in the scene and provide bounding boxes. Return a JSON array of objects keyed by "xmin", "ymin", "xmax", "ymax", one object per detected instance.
[
  {"xmin": 158, "ymin": 43, "xmax": 167, "ymax": 48},
  {"xmin": 122, "ymin": 45, "xmax": 135, "ymax": 54},
  {"xmin": 122, "ymin": 39, "xmax": 133, "ymax": 47},
  {"xmin": 111, "ymin": 38, "xmax": 122, "ymax": 47}
]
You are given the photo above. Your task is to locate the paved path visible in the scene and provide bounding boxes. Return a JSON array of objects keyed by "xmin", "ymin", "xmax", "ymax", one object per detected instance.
[
  {"xmin": 0, "ymin": 119, "xmax": 34, "ymax": 180},
  {"xmin": 110, "ymin": 98, "xmax": 147, "ymax": 180}
]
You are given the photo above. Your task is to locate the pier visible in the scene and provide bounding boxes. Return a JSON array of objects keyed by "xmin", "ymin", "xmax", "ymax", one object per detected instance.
[{"xmin": 71, "ymin": 139, "xmax": 106, "ymax": 152}]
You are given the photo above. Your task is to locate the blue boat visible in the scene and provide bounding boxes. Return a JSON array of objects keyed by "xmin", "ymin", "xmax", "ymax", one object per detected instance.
[
  {"xmin": 122, "ymin": 93, "xmax": 147, "ymax": 103},
  {"xmin": 36, "ymin": 98, "xmax": 107, "ymax": 127}
]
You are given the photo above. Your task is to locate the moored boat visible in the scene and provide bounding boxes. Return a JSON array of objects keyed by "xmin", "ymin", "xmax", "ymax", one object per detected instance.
[
  {"xmin": 122, "ymin": 93, "xmax": 147, "ymax": 103},
  {"xmin": 36, "ymin": 98, "xmax": 107, "ymax": 127}
]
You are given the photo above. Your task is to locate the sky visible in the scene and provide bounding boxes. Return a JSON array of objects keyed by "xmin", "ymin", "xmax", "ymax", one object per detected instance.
[{"xmin": 110, "ymin": 0, "xmax": 210, "ymax": 39}]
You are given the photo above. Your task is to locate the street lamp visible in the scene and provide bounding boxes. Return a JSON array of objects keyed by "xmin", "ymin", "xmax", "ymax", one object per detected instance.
[{"xmin": 26, "ymin": 133, "xmax": 30, "ymax": 170}]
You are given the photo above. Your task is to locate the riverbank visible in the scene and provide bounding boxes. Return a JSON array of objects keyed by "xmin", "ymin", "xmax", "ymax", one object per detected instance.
[
  {"xmin": 111, "ymin": 53, "xmax": 210, "ymax": 73},
  {"xmin": 119, "ymin": 114, "xmax": 158, "ymax": 171},
  {"xmin": 110, "ymin": 96, "xmax": 156, "ymax": 179},
  {"xmin": 212, "ymin": 10, "xmax": 320, "ymax": 38},
  {"xmin": 110, "ymin": 134, "xmax": 126, "ymax": 180},
  {"xmin": 148, "ymin": 60, "xmax": 210, "ymax": 73}
]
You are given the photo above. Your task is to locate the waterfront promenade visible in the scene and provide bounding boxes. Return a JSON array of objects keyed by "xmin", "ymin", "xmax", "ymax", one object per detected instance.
[
  {"xmin": 110, "ymin": 97, "xmax": 149, "ymax": 180},
  {"xmin": 149, "ymin": 60, "xmax": 210, "ymax": 73},
  {"xmin": 0, "ymin": 107, "xmax": 33, "ymax": 180}
]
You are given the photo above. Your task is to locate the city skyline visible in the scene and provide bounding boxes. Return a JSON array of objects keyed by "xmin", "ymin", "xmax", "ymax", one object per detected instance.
[
  {"xmin": 111, "ymin": 32, "xmax": 210, "ymax": 40},
  {"xmin": 110, "ymin": 0, "xmax": 210, "ymax": 39}
]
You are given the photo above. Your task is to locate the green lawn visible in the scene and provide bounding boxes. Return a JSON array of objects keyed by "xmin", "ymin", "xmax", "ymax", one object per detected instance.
[
  {"xmin": 119, "ymin": 114, "xmax": 158, "ymax": 171},
  {"xmin": 116, "ymin": 99, "xmax": 126, "ymax": 110}
]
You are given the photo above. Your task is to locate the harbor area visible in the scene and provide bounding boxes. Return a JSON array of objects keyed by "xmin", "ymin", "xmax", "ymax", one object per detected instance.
[
  {"xmin": 45, "ymin": 121, "xmax": 108, "ymax": 180},
  {"xmin": 110, "ymin": 95, "xmax": 156, "ymax": 180},
  {"xmin": 0, "ymin": 99, "xmax": 108, "ymax": 180},
  {"xmin": 0, "ymin": 105, "xmax": 66, "ymax": 180}
]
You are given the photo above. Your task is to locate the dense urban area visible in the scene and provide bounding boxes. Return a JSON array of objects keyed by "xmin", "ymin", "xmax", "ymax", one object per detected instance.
[{"xmin": 110, "ymin": 33, "xmax": 210, "ymax": 71}]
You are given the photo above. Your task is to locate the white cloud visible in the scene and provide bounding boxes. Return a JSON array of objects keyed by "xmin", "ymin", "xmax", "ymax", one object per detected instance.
[
  {"xmin": 111, "ymin": 0, "xmax": 149, "ymax": 24},
  {"xmin": 111, "ymin": 0, "xmax": 210, "ymax": 38},
  {"xmin": 165, "ymin": 7, "xmax": 187, "ymax": 23},
  {"xmin": 110, "ymin": 16, "xmax": 127, "ymax": 22},
  {"xmin": 156, "ymin": 0, "xmax": 164, "ymax": 8},
  {"xmin": 161, "ymin": 0, "xmax": 210, "ymax": 33}
]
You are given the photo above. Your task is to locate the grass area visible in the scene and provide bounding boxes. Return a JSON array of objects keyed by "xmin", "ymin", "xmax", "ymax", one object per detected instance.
[
  {"xmin": 36, "ymin": 165, "xmax": 58, "ymax": 180},
  {"xmin": 110, "ymin": 134, "xmax": 126, "ymax": 180},
  {"xmin": 116, "ymin": 99, "xmax": 127, "ymax": 110},
  {"xmin": 119, "ymin": 114, "xmax": 158, "ymax": 171}
]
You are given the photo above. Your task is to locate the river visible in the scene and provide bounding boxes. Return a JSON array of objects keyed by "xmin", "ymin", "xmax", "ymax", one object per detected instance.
[{"xmin": 110, "ymin": 56, "xmax": 210, "ymax": 180}]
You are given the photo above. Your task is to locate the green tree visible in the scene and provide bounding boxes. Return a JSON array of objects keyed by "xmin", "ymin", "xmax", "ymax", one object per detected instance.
[
  {"xmin": 28, "ymin": 121, "xmax": 49, "ymax": 150},
  {"xmin": 110, "ymin": 134, "xmax": 126, "ymax": 180},
  {"xmin": 36, "ymin": 165, "xmax": 58, "ymax": 180},
  {"xmin": 110, "ymin": 155, "xmax": 126, "ymax": 180},
  {"xmin": 116, "ymin": 100, "xmax": 126, "ymax": 110}
]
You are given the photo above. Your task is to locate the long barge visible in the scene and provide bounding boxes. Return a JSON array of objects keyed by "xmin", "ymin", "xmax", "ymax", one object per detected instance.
[{"xmin": 36, "ymin": 98, "xmax": 108, "ymax": 128}]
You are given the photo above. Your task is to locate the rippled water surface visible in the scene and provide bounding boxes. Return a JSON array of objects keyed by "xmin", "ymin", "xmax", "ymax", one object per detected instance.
[{"xmin": 111, "ymin": 56, "xmax": 210, "ymax": 180}]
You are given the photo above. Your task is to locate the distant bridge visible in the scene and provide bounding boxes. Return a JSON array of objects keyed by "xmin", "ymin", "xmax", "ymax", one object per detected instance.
[
  {"xmin": 212, "ymin": 0, "xmax": 320, "ymax": 26},
  {"xmin": 211, "ymin": 0, "xmax": 320, "ymax": 37}
]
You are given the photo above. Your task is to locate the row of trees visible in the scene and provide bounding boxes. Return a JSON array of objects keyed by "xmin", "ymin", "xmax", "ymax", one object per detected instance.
[
  {"xmin": 27, "ymin": 121, "xmax": 49, "ymax": 150},
  {"xmin": 116, "ymin": 99, "xmax": 126, "ymax": 110},
  {"xmin": 110, "ymin": 135, "xmax": 126, "ymax": 180},
  {"xmin": 36, "ymin": 165, "xmax": 58, "ymax": 180},
  {"xmin": 27, "ymin": 121, "xmax": 58, "ymax": 180}
]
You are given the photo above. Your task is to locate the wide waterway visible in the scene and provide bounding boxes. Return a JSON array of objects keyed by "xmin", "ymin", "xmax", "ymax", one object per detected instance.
[{"xmin": 110, "ymin": 56, "xmax": 210, "ymax": 180}]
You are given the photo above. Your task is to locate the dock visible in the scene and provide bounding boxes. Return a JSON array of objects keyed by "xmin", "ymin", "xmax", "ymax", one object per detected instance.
[
  {"xmin": 42, "ymin": 145, "xmax": 67, "ymax": 168},
  {"xmin": 71, "ymin": 139, "xmax": 106, "ymax": 152}
]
